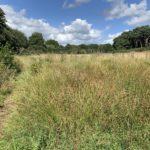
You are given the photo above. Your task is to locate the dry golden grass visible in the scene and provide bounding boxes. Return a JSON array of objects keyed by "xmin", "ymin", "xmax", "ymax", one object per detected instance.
[
  {"xmin": 0, "ymin": 52, "xmax": 150, "ymax": 149},
  {"xmin": 16, "ymin": 51, "xmax": 150, "ymax": 67}
]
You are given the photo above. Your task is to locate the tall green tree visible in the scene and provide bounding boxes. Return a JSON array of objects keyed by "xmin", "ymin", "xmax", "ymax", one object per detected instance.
[
  {"xmin": 99, "ymin": 44, "xmax": 114, "ymax": 53},
  {"xmin": 0, "ymin": 27, "xmax": 28, "ymax": 53},
  {"xmin": 29, "ymin": 32, "xmax": 45, "ymax": 46},
  {"xmin": 45, "ymin": 39, "xmax": 59, "ymax": 52},
  {"xmin": 0, "ymin": 8, "xmax": 6, "ymax": 31},
  {"xmin": 46, "ymin": 39, "xmax": 59, "ymax": 48},
  {"xmin": 139, "ymin": 26, "xmax": 150, "ymax": 47},
  {"xmin": 113, "ymin": 25, "xmax": 150, "ymax": 50},
  {"xmin": 29, "ymin": 32, "xmax": 46, "ymax": 52},
  {"xmin": 113, "ymin": 32, "xmax": 131, "ymax": 50},
  {"xmin": 11, "ymin": 29, "xmax": 28, "ymax": 51},
  {"xmin": 0, "ymin": 8, "xmax": 7, "ymax": 46}
]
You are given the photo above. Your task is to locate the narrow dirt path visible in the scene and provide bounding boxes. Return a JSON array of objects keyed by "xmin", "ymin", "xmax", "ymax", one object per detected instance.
[{"xmin": 0, "ymin": 97, "xmax": 14, "ymax": 137}]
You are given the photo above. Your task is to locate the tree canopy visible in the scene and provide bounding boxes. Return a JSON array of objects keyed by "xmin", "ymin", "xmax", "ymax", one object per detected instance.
[
  {"xmin": 113, "ymin": 25, "xmax": 150, "ymax": 50},
  {"xmin": 29, "ymin": 32, "xmax": 45, "ymax": 46}
]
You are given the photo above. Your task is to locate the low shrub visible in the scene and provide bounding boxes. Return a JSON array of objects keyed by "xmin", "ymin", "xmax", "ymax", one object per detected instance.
[
  {"xmin": 0, "ymin": 45, "xmax": 14, "ymax": 68},
  {"xmin": 0, "ymin": 45, "xmax": 21, "ymax": 107}
]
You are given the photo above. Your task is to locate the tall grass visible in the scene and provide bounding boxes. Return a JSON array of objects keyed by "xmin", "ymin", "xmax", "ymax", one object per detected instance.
[{"xmin": 1, "ymin": 54, "xmax": 150, "ymax": 149}]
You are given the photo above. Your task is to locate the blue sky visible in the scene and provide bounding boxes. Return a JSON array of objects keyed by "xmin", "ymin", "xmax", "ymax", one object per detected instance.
[{"xmin": 0, "ymin": 0, "xmax": 150, "ymax": 45}]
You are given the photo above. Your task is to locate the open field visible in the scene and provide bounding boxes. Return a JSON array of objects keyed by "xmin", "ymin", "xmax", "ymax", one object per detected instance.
[{"xmin": 0, "ymin": 52, "xmax": 150, "ymax": 149}]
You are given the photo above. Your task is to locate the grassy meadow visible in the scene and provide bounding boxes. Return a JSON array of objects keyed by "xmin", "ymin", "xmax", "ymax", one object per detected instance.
[{"xmin": 0, "ymin": 52, "xmax": 150, "ymax": 149}]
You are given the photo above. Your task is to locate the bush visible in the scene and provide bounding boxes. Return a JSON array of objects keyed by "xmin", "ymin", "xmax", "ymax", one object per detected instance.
[
  {"xmin": 0, "ymin": 45, "xmax": 21, "ymax": 107},
  {"xmin": 0, "ymin": 45, "xmax": 14, "ymax": 68},
  {"xmin": 0, "ymin": 45, "xmax": 22, "ymax": 72},
  {"xmin": 0, "ymin": 63, "xmax": 14, "ymax": 107}
]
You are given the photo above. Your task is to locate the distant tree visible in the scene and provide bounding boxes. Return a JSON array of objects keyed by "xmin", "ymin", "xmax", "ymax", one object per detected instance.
[
  {"xmin": 88, "ymin": 44, "xmax": 99, "ymax": 50},
  {"xmin": 0, "ymin": 27, "xmax": 28, "ymax": 53},
  {"xmin": 45, "ymin": 39, "xmax": 59, "ymax": 53},
  {"xmin": 46, "ymin": 39, "xmax": 59, "ymax": 48},
  {"xmin": 7, "ymin": 29, "xmax": 28, "ymax": 53},
  {"xmin": 29, "ymin": 32, "xmax": 44, "ymax": 46},
  {"xmin": 132, "ymin": 27, "xmax": 143, "ymax": 48},
  {"xmin": 87, "ymin": 44, "xmax": 99, "ymax": 53},
  {"xmin": 113, "ymin": 25, "xmax": 150, "ymax": 50},
  {"xmin": 28, "ymin": 32, "xmax": 46, "ymax": 52},
  {"xmin": 11, "ymin": 29, "xmax": 28, "ymax": 49},
  {"xmin": 113, "ymin": 32, "xmax": 131, "ymax": 50},
  {"xmin": 0, "ymin": 8, "xmax": 7, "ymax": 46},
  {"xmin": 138, "ymin": 26, "xmax": 150, "ymax": 47},
  {"xmin": 64, "ymin": 44, "xmax": 80, "ymax": 54},
  {"xmin": 99, "ymin": 44, "xmax": 114, "ymax": 53},
  {"xmin": 65, "ymin": 44, "xmax": 72, "ymax": 53},
  {"xmin": 79, "ymin": 44, "xmax": 88, "ymax": 50}
]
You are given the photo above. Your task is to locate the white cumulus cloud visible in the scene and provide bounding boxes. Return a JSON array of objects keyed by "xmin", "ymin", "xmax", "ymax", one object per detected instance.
[
  {"xmin": 104, "ymin": 32, "xmax": 122, "ymax": 44},
  {"xmin": 0, "ymin": 5, "xmax": 58, "ymax": 39},
  {"xmin": 57, "ymin": 19, "xmax": 101, "ymax": 45},
  {"xmin": 0, "ymin": 4, "xmax": 101, "ymax": 45},
  {"xmin": 126, "ymin": 10, "xmax": 150, "ymax": 26},
  {"xmin": 63, "ymin": 0, "xmax": 91, "ymax": 8},
  {"xmin": 105, "ymin": 0, "xmax": 150, "ymax": 26}
]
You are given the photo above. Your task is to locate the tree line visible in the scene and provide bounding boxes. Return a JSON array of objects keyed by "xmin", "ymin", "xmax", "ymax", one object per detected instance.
[
  {"xmin": 114, "ymin": 26, "xmax": 150, "ymax": 50},
  {"xmin": 0, "ymin": 7, "xmax": 150, "ymax": 54}
]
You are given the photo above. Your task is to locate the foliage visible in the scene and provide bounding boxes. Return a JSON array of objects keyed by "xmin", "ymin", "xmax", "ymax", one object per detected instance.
[
  {"xmin": 0, "ymin": 8, "xmax": 6, "ymax": 31},
  {"xmin": 0, "ymin": 44, "xmax": 21, "ymax": 73},
  {"xmin": 4, "ymin": 28, "xmax": 28, "ymax": 53},
  {"xmin": 0, "ymin": 63, "xmax": 14, "ymax": 107},
  {"xmin": 0, "ymin": 45, "xmax": 17, "ymax": 107},
  {"xmin": 99, "ymin": 44, "xmax": 115, "ymax": 53},
  {"xmin": 45, "ymin": 39, "xmax": 60, "ymax": 53},
  {"xmin": 46, "ymin": 39, "xmax": 59, "ymax": 48},
  {"xmin": 10, "ymin": 29, "xmax": 28, "ymax": 52},
  {"xmin": 0, "ymin": 45, "xmax": 14, "ymax": 68},
  {"xmin": 0, "ymin": 45, "xmax": 29, "ymax": 106},
  {"xmin": 113, "ymin": 25, "xmax": 150, "ymax": 50},
  {"xmin": 28, "ymin": 32, "xmax": 46, "ymax": 51}
]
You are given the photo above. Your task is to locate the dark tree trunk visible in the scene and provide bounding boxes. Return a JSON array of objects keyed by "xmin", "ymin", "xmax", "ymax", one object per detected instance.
[{"xmin": 145, "ymin": 37, "xmax": 150, "ymax": 47}]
